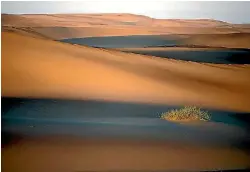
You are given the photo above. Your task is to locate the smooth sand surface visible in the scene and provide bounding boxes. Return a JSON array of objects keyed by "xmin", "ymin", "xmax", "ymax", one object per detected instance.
[
  {"xmin": 2, "ymin": 32, "xmax": 250, "ymax": 112},
  {"xmin": 2, "ymin": 137, "xmax": 250, "ymax": 172}
]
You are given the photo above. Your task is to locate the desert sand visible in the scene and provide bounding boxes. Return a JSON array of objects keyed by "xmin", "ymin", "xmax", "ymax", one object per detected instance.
[
  {"xmin": 2, "ymin": 137, "xmax": 250, "ymax": 172},
  {"xmin": 2, "ymin": 31, "xmax": 250, "ymax": 112},
  {"xmin": 2, "ymin": 13, "xmax": 250, "ymax": 49},
  {"xmin": 182, "ymin": 33, "xmax": 250, "ymax": 49},
  {"xmin": 2, "ymin": 13, "xmax": 250, "ymax": 172}
]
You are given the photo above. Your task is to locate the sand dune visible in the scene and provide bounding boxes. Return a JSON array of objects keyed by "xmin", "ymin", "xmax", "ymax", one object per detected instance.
[
  {"xmin": 182, "ymin": 33, "xmax": 250, "ymax": 49},
  {"xmin": 2, "ymin": 31, "xmax": 250, "ymax": 112},
  {"xmin": 2, "ymin": 13, "xmax": 250, "ymax": 49},
  {"xmin": 2, "ymin": 13, "xmax": 250, "ymax": 40},
  {"xmin": 3, "ymin": 26, "xmax": 250, "ymax": 48},
  {"xmin": 3, "ymin": 13, "xmax": 250, "ymax": 172},
  {"xmin": 2, "ymin": 13, "xmax": 231, "ymax": 27},
  {"xmin": 3, "ymin": 26, "xmax": 164, "ymax": 39}
]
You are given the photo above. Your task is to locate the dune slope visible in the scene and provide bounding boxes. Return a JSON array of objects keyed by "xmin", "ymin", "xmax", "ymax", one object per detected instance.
[{"xmin": 2, "ymin": 32, "xmax": 250, "ymax": 112}]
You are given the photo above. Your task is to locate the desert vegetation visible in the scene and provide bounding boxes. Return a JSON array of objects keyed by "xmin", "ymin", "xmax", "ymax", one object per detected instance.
[{"xmin": 160, "ymin": 106, "xmax": 211, "ymax": 122}]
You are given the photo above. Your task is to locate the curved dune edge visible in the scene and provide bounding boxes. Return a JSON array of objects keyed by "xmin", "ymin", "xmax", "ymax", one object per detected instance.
[{"xmin": 2, "ymin": 32, "xmax": 250, "ymax": 112}]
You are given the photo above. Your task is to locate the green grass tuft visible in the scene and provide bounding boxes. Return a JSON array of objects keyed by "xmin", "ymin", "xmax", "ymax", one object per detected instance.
[{"xmin": 160, "ymin": 106, "xmax": 211, "ymax": 122}]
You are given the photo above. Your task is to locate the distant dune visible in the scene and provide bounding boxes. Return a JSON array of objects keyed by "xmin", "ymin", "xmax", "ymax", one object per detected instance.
[
  {"xmin": 2, "ymin": 31, "xmax": 250, "ymax": 112},
  {"xmin": 2, "ymin": 13, "xmax": 250, "ymax": 48},
  {"xmin": 182, "ymin": 33, "xmax": 250, "ymax": 49},
  {"xmin": 1, "ymin": 13, "xmax": 232, "ymax": 28},
  {"xmin": 2, "ymin": 13, "xmax": 250, "ymax": 40}
]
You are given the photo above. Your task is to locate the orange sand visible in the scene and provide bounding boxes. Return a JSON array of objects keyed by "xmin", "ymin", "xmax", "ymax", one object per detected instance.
[
  {"xmin": 2, "ymin": 137, "xmax": 250, "ymax": 172},
  {"xmin": 2, "ymin": 32, "xmax": 250, "ymax": 112},
  {"xmin": 2, "ymin": 13, "xmax": 250, "ymax": 41}
]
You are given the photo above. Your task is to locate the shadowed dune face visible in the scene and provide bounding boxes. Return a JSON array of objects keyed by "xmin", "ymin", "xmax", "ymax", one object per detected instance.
[
  {"xmin": 2, "ymin": 32, "xmax": 250, "ymax": 112},
  {"xmin": 61, "ymin": 35, "xmax": 250, "ymax": 64}
]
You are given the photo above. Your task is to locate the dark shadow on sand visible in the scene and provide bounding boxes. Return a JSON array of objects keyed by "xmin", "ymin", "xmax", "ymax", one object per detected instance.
[
  {"xmin": 2, "ymin": 97, "xmax": 250, "ymax": 150},
  {"xmin": 60, "ymin": 35, "xmax": 250, "ymax": 64}
]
